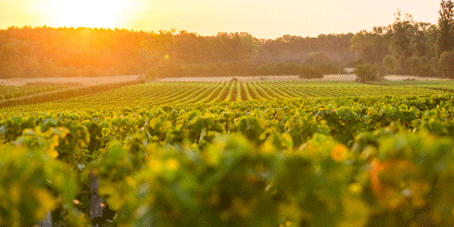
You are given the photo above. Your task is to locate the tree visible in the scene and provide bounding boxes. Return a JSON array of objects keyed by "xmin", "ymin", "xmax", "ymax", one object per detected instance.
[
  {"xmin": 0, "ymin": 39, "xmax": 33, "ymax": 78},
  {"xmin": 438, "ymin": 51, "xmax": 454, "ymax": 77},
  {"xmin": 305, "ymin": 52, "xmax": 334, "ymax": 65},
  {"xmin": 411, "ymin": 22, "xmax": 432, "ymax": 57},
  {"xmin": 350, "ymin": 28, "xmax": 390, "ymax": 64},
  {"xmin": 354, "ymin": 63, "xmax": 380, "ymax": 83},
  {"xmin": 437, "ymin": 0, "xmax": 454, "ymax": 57},
  {"xmin": 140, "ymin": 29, "xmax": 177, "ymax": 69},
  {"xmin": 389, "ymin": 10, "xmax": 416, "ymax": 74},
  {"xmin": 423, "ymin": 24, "xmax": 439, "ymax": 59},
  {"xmin": 408, "ymin": 55, "xmax": 432, "ymax": 76},
  {"xmin": 418, "ymin": 56, "xmax": 433, "ymax": 77},
  {"xmin": 383, "ymin": 55, "xmax": 397, "ymax": 74},
  {"xmin": 300, "ymin": 66, "xmax": 323, "ymax": 79}
]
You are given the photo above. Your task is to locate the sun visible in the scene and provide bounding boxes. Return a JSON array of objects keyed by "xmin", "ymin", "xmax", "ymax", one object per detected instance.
[{"xmin": 45, "ymin": 0, "xmax": 132, "ymax": 28}]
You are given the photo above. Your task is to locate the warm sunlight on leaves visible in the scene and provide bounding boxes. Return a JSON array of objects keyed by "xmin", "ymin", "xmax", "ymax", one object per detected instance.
[
  {"xmin": 44, "ymin": 0, "xmax": 133, "ymax": 28},
  {"xmin": 331, "ymin": 144, "xmax": 348, "ymax": 162}
]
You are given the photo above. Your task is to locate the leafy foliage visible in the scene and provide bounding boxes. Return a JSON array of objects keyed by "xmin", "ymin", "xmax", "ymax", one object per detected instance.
[
  {"xmin": 1, "ymin": 86, "xmax": 454, "ymax": 226},
  {"xmin": 438, "ymin": 51, "xmax": 454, "ymax": 77},
  {"xmin": 354, "ymin": 64, "xmax": 381, "ymax": 82},
  {"xmin": 437, "ymin": 0, "xmax": 454, "ymax": 56},
  {"xmin": 300, "ymin": 66, "xmax": 323, "ymax": 79}
]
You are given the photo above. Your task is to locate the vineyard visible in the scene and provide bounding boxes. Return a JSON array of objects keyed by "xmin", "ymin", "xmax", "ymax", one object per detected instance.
[
  {"xmin": 2, "ymin": 80, "xmax": 454, "ymax": 227},
  {"xmin": 1, "ymin": 80, "xmax": 447, "ymax": 112},
  {"xmin": 0, "ymin": 84, "xmax": 69, "ymax": 100},
  {"xmin": 377, "ymin": 80, "xmax": 454, "ymax": 92}
]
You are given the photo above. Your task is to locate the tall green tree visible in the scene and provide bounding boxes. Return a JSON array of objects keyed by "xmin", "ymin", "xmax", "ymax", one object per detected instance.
[
  {"xmin": 383, "ymin": 55, "xmax": 397, "ymax": 74},
  {"xmin": 437, "ymin": 0, "xmax": 454, "ymax": 57},
  {"xmin": 350, "ymin": 27, "xmax": 390, "ymax": 64},
  {"xmin": 389, "ymin": 10, "xmax": 416, "ymax": 74},
  {"xmin": 411, "ymin": 22, "xmax": 433, "ymax": 57},
  {"xmin": 438, "ymin": 51, "xmax": 454, "ymax": 77},
  {"xmin": 0, "ymin": 39, "xmax": 33, "ymax": 78},
  {"xmin": 423, "ymin": 24, "xmax": 439, "ymax": 59}
]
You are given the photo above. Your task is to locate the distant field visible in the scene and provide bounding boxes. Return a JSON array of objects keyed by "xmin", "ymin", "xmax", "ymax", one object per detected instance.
[
  {"xmin": 0, "ymin": 84, "xmax": 69, "ymax": 100},
  {"xmin": 2, "ymin": 80, "xmax": 448, "ymax": 113},
  {"xmin": 0, "ymin": 74, "xmax": 446, "ymax": 86},
  {"xmin": 0, "ymin": 75, "xmax": 140, "ymax": 86},
  {"xmin": 376, "ymin": 79, "xmax": 454, "ymax": 90}
]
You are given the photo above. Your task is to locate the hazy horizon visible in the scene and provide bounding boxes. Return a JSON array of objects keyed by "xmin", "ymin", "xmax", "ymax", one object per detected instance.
[{"xmin": 0, "ymin": 0, "xmax": 441, "ymax": 39}]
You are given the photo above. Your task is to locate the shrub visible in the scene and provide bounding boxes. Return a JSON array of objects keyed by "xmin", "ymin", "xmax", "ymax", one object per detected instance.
[
  {"xmin": 312, "ymin": 64, "xmax": 339, "ymax": 75},
  {"xmin": 305, "ymin": 52, "xmax": 334, "ymax": 65},
  {"xmin": 137, "ymin": 75, "xmax": 146, "ymax": 84},
  {"xmin": 354, "ymin": 63, "xmax": 380, "ymax": 83},
  {"xmin": 300, "ymin": 66, "xmax": 323, "ymax": 79},
  {"xmin": 438, "ymin": 51, "xmax": 454, "ymax": 78}
]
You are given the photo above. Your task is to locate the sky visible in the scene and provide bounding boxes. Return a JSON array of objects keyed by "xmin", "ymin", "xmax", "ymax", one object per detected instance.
[{"xmin": 0, "ymin": 0, "xmax": 442, "ymax": 39}]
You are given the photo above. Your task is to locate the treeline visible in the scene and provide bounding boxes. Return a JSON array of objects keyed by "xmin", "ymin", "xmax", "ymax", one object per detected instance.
[
  {"xmin": 3, "ymin": 1, "xmax": 454, "ymax": 79},
  {"xmin": 351, "ymin": 1, "xmax": 454, "ymax": 78},
  {"xmin": 0, "ymin": 26, "xmax": 353, "ymax": 78},
  {"xmin": 148, "ymin": 60, "xmax": 344, "ymax": 79}
]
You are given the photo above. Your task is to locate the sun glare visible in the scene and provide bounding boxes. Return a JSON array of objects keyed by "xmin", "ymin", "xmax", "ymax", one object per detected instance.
[{"xmin": 45, "ymin": 0, "xmax": 132, "ymax": 28}]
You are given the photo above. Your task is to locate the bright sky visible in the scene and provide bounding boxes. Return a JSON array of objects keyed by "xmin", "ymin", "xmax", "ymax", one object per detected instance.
[{"xmin": 0, "ymin": 0, "xmax": 442, "ymax": 38}]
